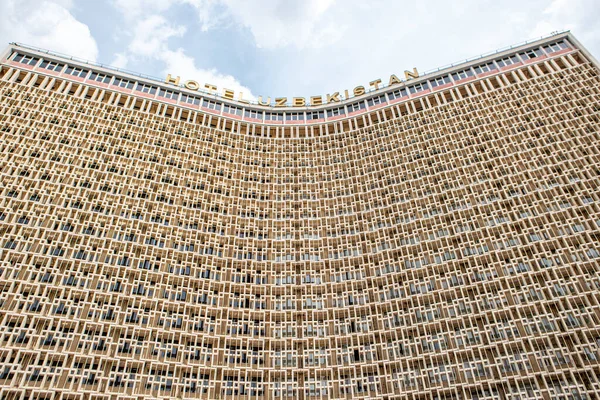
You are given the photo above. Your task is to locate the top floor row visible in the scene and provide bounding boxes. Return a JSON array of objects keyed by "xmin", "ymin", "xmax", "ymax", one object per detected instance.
[{"xmin": 0, "ymin": 32, "xmax": 597, "ymax": 127}]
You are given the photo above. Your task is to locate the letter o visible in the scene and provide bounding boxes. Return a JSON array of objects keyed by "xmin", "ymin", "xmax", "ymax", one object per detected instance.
[{"xmin": 184, "ymin": 80, "xmax": 200, "ymax": 90}]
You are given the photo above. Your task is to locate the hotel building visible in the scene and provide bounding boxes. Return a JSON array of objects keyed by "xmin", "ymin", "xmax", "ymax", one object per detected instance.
[{"xmin": 0, "ymin": 31, "xmax": 600, "ymax": 399}]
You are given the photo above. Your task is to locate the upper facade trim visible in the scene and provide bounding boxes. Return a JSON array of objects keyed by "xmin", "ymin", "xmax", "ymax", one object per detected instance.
[{"xmin": 0, "ymin": 31, "xmax": 586, "ymax": 126}]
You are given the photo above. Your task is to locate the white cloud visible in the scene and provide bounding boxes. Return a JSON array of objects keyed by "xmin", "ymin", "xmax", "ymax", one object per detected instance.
[
  {"xmin": 206, "ymin": 0, "xmax": 600, "ymax": 96},
  {"xmin": 0, "ymin": 0, "xmax": 98, "ymax": 61},
  {"xmin": 110, "ymin": 53, "xmax": 129, "ymax": 69},
  {"xmin": 109, "ymin": 0, "xmax": 600, "ymax": 99},
  {"xmin": 121, "ymin": 13, "xmax": 255, "ymax": 99},
  {"xmin": 530, "ymin": 0, "xmax": 600, "ymax": 58},
  {"xmin": 111, "ymin": 0, "xmax": 179, "ymax": 18},
  {"xmin": 200, "ymin": 0, "xmax": 341, "ymax": 49},
  {"xmin": 114, "ymin": 0, "xmax": 341, "ymax": 49},
  {"xmin": 163, "ymin": 48, "xmax": 256, "ymax": 100},
  {"xmin": 127, "ymin": 15, "xmax": 186, "ymax": 57}
]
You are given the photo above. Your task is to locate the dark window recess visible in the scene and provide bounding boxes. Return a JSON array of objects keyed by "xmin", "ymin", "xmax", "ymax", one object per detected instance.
[
  {"xmin": 388, "ymin": 88, "xmax": 408, "ymax": 99},
  {"xmin": 367, "ymin": 95, "xmax": 386, "ymax": 106},
  {"xmin": 326, "ymin": 107, "xmax": 345, "ymax": 118},
  {"xmin": 13, "ymin": 54, "xmax": 39, "ymax": 66},
  {"xmin": 430, "ymin": 75, "xmax": 451, "ymax": 87},
  {"xmin": 451, "ymin": 69, "xmax": 474, "ymax": 81}
]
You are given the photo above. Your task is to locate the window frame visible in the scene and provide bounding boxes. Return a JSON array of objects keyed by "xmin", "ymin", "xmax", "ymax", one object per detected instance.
[
  {"xmin": 387, "ymin": 88, "xmax": 408, "ymax": 100},
  {"xmin": 136, "ymin": 83, "xmax": 158, "ymax": 95},
  {"xmin": 39, "ymin": 60, "xmax": 64, "ymax": 72},
  {"xmin": 13, "ymin": 54, "xmax": 39, "ymax": 66},
  {"xmin": 112, "ymin": 78, "xmax": 134, "ymax": 89},
  {"xmin": 89, "ymin": 72, "xmax": 112, "ymax": 84},
  {"xmin": 65, "ymin": 66, "xmax": 90, "ymax": 78}
]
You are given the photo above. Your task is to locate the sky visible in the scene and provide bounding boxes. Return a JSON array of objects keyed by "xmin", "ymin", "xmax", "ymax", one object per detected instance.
[{"xmin": 0, "ymin": 0, "xmax": 599, "ymax": 101}]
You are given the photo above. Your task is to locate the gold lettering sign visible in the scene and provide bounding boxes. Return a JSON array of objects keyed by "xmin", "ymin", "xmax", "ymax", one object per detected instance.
[
  {"xmin": 388, "ymin": 75, "xmax": 402, "ymax": 85},
  {"xmin": 184, "ymin": 80, "xmax": 200, "ymax": 90},
  {"xmin": 310, "ymin": 96, "xmax": 323, "ymax": 106},
  {"xmin": 353, "ymin": 86, "xmax": 366, "ymax": 97},
  {"xmin": 327, "ymin": 92, "xmax": 340, "ymax": 103},
  {"xmin": 293, "ymin": 97, "xmax": 306, "ymax": 107},
  {"xmin": 404, "ymin": 68, "xmax": 419, "ymax": 80},
  {"xmin": 165, "ymin": 74, "xmax": 180, "ymax": 85},
  {"xmin": 369, "ymin": 79, "xmax": 382, "ymax": 90},
  {"xmin": 237, "ymin": 93, "xmax": 250, "ymax": 103},
  {"xmin": 257, "ymin": 96, "xmax": 271, "ymax": 106},
  {"xmin": 167, "ymin": 66, "xmax": 420, "ymax": 107},
  {"xmin": 223, "ymin": 88, "xmax": 235, "ymax": 100}
]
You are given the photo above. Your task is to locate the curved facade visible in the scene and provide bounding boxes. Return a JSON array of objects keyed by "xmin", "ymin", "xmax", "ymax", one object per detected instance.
[{"xmin": 1, "ymin": 32, "xmax": 600, "ymax": 399}]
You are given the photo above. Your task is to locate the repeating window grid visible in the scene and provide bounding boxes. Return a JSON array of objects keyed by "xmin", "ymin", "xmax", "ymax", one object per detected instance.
[{"xmin": 0, "ymin": 46, "xmax": 598, "ymax": 400}]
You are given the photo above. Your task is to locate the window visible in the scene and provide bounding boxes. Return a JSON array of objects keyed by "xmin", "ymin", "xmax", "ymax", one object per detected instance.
[
  {"xmin": 265, "ymin": 112, "xmax": 283, "ymax": 121},
  {"xmin": 39, "ymin": 60, "xmax": 64, "ymax": 72},
  {"xmin": 181, "ymin": 94, "xmax": 200, "ymax": 105},
  {"xmin": 89, "ymin": 72, "xmax": 111, "ymax": 83},
  {"xmin": 519, "ymin": 48, "xmax": 544, "ymax": 60},
  {"xmin": 136, "ymin": 84, "xmax": 157, "ymax": 95},
  {"xmin": 587, "ymin": 249, "xmax": 599, "ymax": 259},
  {"xmin": 583, "ymin": 347, "xmax": 597, "ymax": 361},
  {"xmin": 429, "ymin": 75, "xmax": 451, "ymax": 88},
  {"xmin": 451, "ymin": 69, "xmax": 474, "ymax": 81},
  {"xmin": 496, "ymin": 55, "xmax": 520, "ymax": 67},
  {"xmin": 572, "ymin": 224, "xmax": 585, "ymax": 232},
  {"xmin": 223, "ymin": 104, "xmax": 242, "ymax": 116},
  {"xmin": 387, "ymin": 88, "xmax": 408, "ymax": 99},
  {"xmin": 408, "ymin": 82, "xmax": 428, "ymax": 94},
  {"xmin": 65, "ymin": 66, "xmax": 89, "ymax": 78},
  {"xmin": 326, "ymin": 107, "xmax": 345, "ymax": 117},
  {"xmin": 306, "ymin": 111, "xmax": 324, "ymax": 120},
  {"xmin": 244, "ymin": 109, "xmax": 263, "ymax": 119},
  {"xmin": 543, "ymin": 41, "xmax": 569, "ymax": 53},
  {"xmin": 112, "ymin": 78, "xmax": 134, "ymax": 89},
  {"xmin": 286, "ymin": 112, "xmax": 304, "ymax": 121},
  {"xmin": 367, "ymin": 95, "xmax": 386, "ymax": 106},
  {"xmin": 202, "ymin": 99, "xmax": 222, "ymax": 111},
  {"xmin": 347, "ymin": 101, "xmax": 366, "ymax": 112},
  {"xmin": 13, "ymin": 54, "xmax": 39, "ymax": 66},
  {"xmin": 474, "ymin": 62, "xmax": 497, "ymax": 74},
  {"xmin": 158, "ymin": 89, "xmax": 178, "ymax": 100}
]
